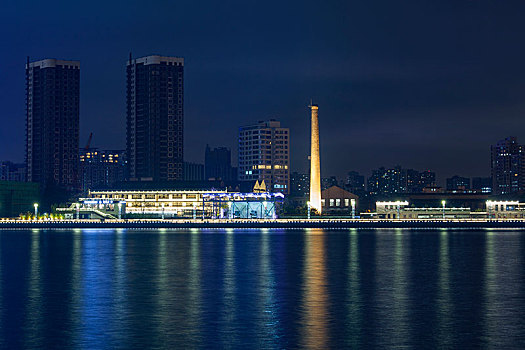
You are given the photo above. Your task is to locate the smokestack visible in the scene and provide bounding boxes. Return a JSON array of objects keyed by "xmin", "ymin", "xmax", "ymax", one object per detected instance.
[{"xmin": 309, "ymin": 104, "xmax": 322, "ymax": 214}]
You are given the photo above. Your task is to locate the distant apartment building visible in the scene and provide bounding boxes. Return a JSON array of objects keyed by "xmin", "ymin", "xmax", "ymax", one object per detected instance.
[
  {"xmin": 407, "ymin": 169, "xmax": 436, "ymax": 193},
  {"xmin": 344, "ymin": 171, "xmax": 365, "ymax": 195},
  {"xmin": 79, "ymin": 148, "xmax": 126, "ymax": 191},
  {"xmin": 369, "ymin": 166, "xmax": 436, "ymax": 196},
  {"xmin": 491, "ymin": 137, "xmax": 525, "ymax": 195},
  {"xmin": 238, "ymin": 120, "xmax": 290, "ymax": 194},
  {"xmin": 446, "ymin": 175, "xmax": 470, "ymax": 191},
  {"xmin": 368, "ymin": 166, "xmax": 407, "ymax": 196},
  {"xmin": 127, "ymin": 55, "xmax": 184, "ymax": 182},
  {"xmin": 0, "ymin": 161, "xmax": 26, "ymax": 182},
  {"xmin": 205, "ymin": 145, "xmax": 234, "ymax": 181},
  {"xmin": 26, "ymin": 58, "xmax": 80, "ymax": 190},
  {"xmin": 290, "ymin": 172, "xmax": 309, "ymax": 197},
  {"xmin": 321, "ymin": 176, "xmax": 339, "ymax": 191},
  {"xmin": 472, "ymin": 177, "xmax": 492, "ymax": 193},
  {"xmin": 184, "ymin": 162, "xmax": 204, "ymax": 181}
]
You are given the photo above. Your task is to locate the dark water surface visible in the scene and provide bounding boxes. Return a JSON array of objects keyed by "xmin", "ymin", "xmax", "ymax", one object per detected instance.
[{"xmin": 0, "ymin": 228, "xmax": 524, "ymax": 349}]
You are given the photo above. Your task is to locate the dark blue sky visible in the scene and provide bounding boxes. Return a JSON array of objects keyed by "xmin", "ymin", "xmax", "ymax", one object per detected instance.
[{"xmin": 1, "ymin": 0, "xmax": 525, "ymax": 182}]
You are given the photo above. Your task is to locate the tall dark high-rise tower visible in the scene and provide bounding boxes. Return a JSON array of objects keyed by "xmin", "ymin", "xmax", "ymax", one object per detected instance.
[
  {"xmin": 26, "ymin": 58, "xmax": 80, "ymax": 190},
  {"xmin": 127, "ymin": 55, "xmax": 184, "ymax": 181}
]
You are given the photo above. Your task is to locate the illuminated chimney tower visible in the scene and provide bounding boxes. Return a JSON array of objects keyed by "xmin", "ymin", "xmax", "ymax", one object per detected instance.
[{"xmin": 309, "ymin": 104, "xmax": 322, "ymax": 213}]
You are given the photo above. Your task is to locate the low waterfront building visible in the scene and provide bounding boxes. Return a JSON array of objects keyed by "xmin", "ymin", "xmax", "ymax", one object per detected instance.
[
  {"xmin": 203, "ymin": 192, "xmax": 284, "ymax": 219},
  {"xmin": 85, "ymin": 189, "xmax": 226, "ymax": 218},
  {"xmin": 486, "ymin": 200, "xmax": 525, "ymax": 219},
  {"xmin": 375, "ymin": 201, "xmax": 409, "ymax": 218},
  {"xmin": 321, "ymin": 186, "xmax": 358, "ymax": 215},
  {"xmin": 375, "ymin": 200, "xmax": 471, "ymax": 219},
  {"xmin": 59, "ymin": 189, "xmax": 284, "ymax": 219}
]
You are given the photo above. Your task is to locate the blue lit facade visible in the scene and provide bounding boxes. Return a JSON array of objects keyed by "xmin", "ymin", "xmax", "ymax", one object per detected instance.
[{"xmin": 203, "ymin": 192, "xmax": 284, "ymax": 219}]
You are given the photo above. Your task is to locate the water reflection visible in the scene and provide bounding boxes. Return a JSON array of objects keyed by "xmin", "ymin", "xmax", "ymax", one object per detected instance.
[
  {"xmin": 300, "ymin": 229, "xmax": 329, "ymax": 349},
  {"xmin": 483, "ymin": 231, "xmax": 524, "ymax": 348},
  {"xmin": 0, "ymin": 228, "xmax": 523, "ymax": 349},
  {"xmin": 111, "ymin": 229, "xmax": 128, "ymax": 346},
  {"xmin": 0, "ymin": 230, "xmax": 2, "ymax": 329},
  {"xmin": 345, "ymin": 229, "xmax": 362, "ymax": 348},
  {"xmin": 79, "ymin": 230, "xmax": 117, "ymax": 349},
  {"xmin": 256, "ymin": 229, "xmax": 279, "ymax": 347},
  {"xmin": 436, "ymin": 229, "xmax": 453, "ymax": 348},
  {"xmin": 220, "ymin": 230, "xmax": 239, "ymax": 346},
  {"xmin": 187, "ymin": 231, "xmax": 202, "ymax": 345},
  {"xmin": 374, "ymin": 230, "xmax": 410, "ymax": 348},
  {"xmin": 24, "ymin": 230, "xmax": 42, "ymax": 348},
  {"xmin": 155, "ymin": 231, "xmax": 170, "ymax": 346}
]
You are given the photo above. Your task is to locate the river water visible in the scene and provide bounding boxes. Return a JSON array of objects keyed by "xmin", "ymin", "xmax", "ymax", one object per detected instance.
[{"xmin": 0, "ymin": 228, "xmax": 524, "ymax": 349}]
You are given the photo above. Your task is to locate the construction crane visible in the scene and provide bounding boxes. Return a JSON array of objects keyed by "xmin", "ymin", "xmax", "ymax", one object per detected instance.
[{"xmin": 85, "ymin": 132, "xmax": 93, "ymax": 150}]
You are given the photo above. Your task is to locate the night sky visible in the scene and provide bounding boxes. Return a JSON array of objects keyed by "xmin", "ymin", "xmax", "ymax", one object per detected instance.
[{"xmin": 1, "ymin": 1, "xmax": 525, "ymax": 183}]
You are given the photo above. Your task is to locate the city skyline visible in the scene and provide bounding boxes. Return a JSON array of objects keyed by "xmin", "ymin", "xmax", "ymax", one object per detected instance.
[
  {"xmin": 2, "ymin": 1, "xmax": 525, "ymax": 181},
  {"xmin": 1, "ymin": 3, "xmax": 525, "ymax": 350}
]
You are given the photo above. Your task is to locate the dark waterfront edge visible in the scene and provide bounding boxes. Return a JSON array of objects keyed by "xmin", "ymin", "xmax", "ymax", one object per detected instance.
[{"xmin": 1, "ymin": 220, "xmax": 525, "ymax": 229}]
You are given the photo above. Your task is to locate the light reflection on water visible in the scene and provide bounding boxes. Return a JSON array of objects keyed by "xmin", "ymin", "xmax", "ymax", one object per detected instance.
[
  {"xmin": 374, "ymin": 229, "xmax": 410, "ymax": 348},
  {"xmin": 437, "ymin": 229, "xmax": 452, "ymax": 349},
  {"xmin": 300, "ymin": 229, "xmax": 328, "ymax": 349},
  {"xmin": 0, "ymin": 228, "xmax": 523, "ymax": 349}
]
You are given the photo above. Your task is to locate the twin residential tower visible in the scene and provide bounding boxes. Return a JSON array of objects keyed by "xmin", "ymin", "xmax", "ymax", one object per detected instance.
[
  {"xmin": 126, "ymin": 55, "xmax": 184, "ymax": 182},
  {"xmin": 26, "ymin": 54, "xmax": 185, "ymax": 192},
  {"xmin": 26, "ymin": 58, "xmax": 80, "ymax": 190},
  {"xmin": 26, "ymin": 55, "xmax": 305, "ymax": 198}
]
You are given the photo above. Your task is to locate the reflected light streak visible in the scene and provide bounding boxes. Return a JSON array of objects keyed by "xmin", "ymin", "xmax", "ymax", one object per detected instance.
[
  {"xmin": 374, "ymin": 230, "xmax": 410, "ymax": 348},
  {"xmin": 437, "ymin": 229, "xmax": 452, "ymax": 348},
  {"xmin": 69, "ymin": 229, "xmax": 82, "ymax": 346},
  {"xmin": 220, "ymin": 230, "xmax": 238, "ymax": 346},
  {"xmin": 0, "ymin": 231, "xmax": 2, "ymax": 326},
  {"xmin": 483, "ymin": 230, "xmax": 497, "ymax": 348},
  {"xmin": 155, "ymin": 231, "xmax": 170, "ymax": 344},
  {"xmin": 301, "ymin": 229, "xmax": 328, "ymax": 349},
  {"xmin": 392, "ymin": 230, "xmax": 409, "ymax": 345},
  {"xmin": 257, "ymin": 228, "xmax": 279, "ymax": 347},
  {"xmin": 24, "ymin": 230, "xmax": 42, "ymax": 349},
  {"xmin": 187, "ymin": 232, "xmax": 202, "ymax": 344},
  {"xmin": 482, "ymin": 230, "xmax": 525, "ymax": 348},
  {"xmin": 346, "ymin": 229, "xmax": 362, "ymax": 348},
  {"xmin": 113, "ymin": 228, "xmax": 128, "ymax": 339}
]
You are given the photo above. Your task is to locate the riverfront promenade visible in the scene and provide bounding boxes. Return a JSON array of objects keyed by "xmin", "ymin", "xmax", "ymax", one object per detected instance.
[{"xmin": 2, "ymin": 218, "xmax": 525, "ymax": 229}]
